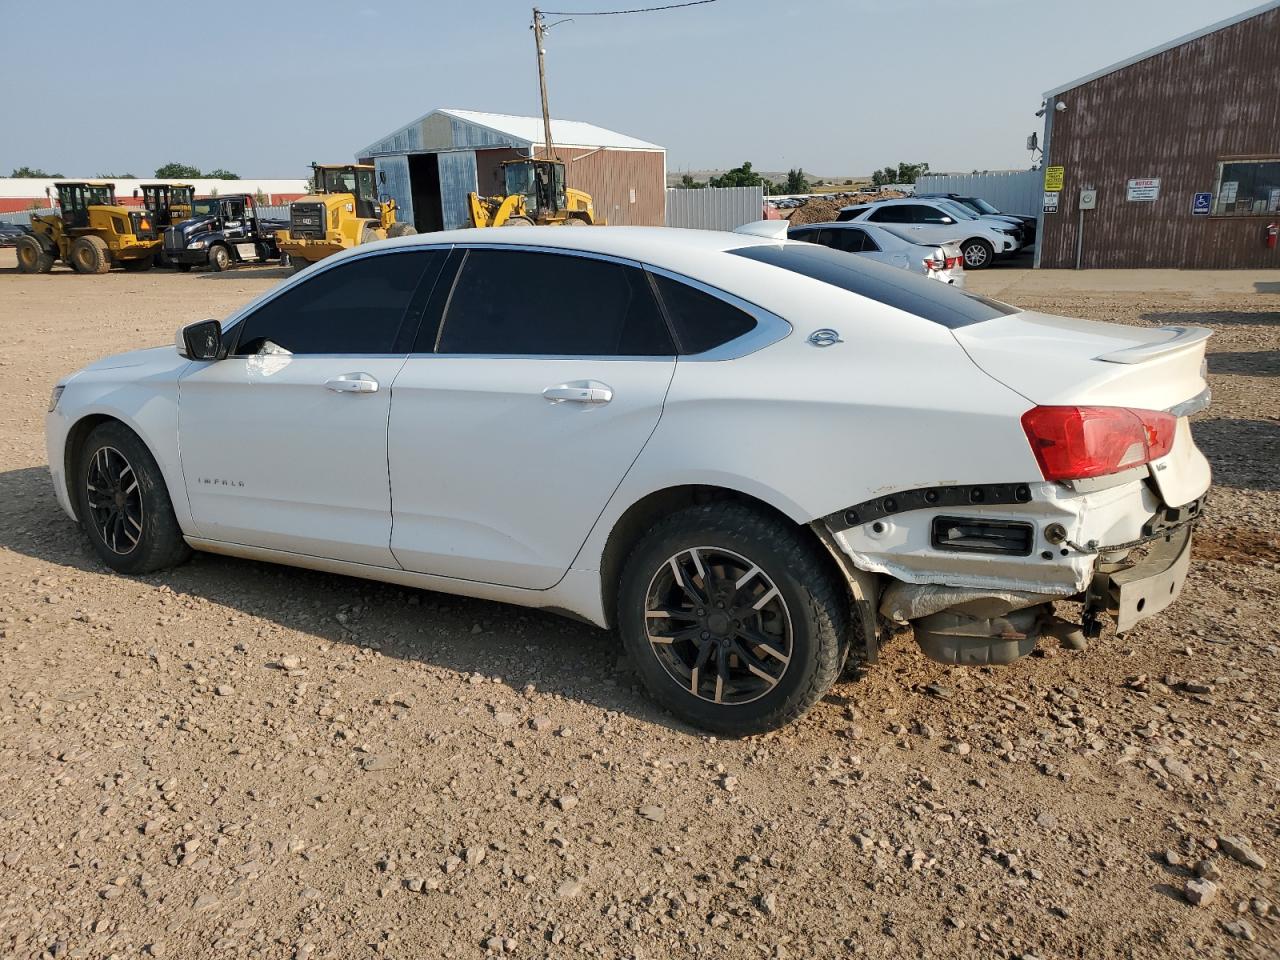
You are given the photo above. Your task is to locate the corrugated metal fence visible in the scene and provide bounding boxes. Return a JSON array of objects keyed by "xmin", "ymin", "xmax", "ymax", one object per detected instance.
[
  {"xmin": 665, "ymin": 186, "xmax": 764, "ymax": 230},
  {"xmin": 4, "ymin": 205, "xmax": 292, "ymax": 227},
  {"xmin": 914, "ymin": 171, "xmax": 1041, "ymax": 217}
]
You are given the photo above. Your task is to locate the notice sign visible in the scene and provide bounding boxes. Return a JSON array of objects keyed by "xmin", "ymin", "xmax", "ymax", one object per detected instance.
[
  {"xmin": 1126, "ymin": 178, "xmax": 1161, "ymax": 201},
  {"xmin": 1044, "ymin": 166, "xmax": 1065, "ymax": 192},
  {"xmin": 1191, "ymin": 192, "xmax": 1212, "ymax": 215},
  {"xmin": 1220, "ymin": 181, "xmax": 1239, "ymax": 204},
  {"xmin": 1043, "ymin": 191, "xmax": 1060, "ymax": 213}
]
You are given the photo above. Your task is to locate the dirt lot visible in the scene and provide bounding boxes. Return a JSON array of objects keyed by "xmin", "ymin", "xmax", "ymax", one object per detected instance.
[{"xmin": 1, "ymin": 250, "xmax": 1278, "ymax": 960}]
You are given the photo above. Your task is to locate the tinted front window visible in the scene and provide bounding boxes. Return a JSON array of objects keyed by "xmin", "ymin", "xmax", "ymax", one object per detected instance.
[
  {"xmin": 825, "ymin": 228, "xmax": 867, "ymax": 254},
  {"xmin": 868, "ymin": 205, "xmax": 912, "ymax": 223},
  {"xmin": 652, "ymin": 274, "xmax": 757, "ymax": 354},
  {"xmin": 729, "ymin": 243, "xmax": 1018, "ymax": 329},
  {"xmin": 835, "ymin": 207, "xmax": 867, "ymax": 222},
  {"xmin": 234, "ymin": 250, "xmax": 443, "ymax": 355},
  {"xmin": 436, "ymin": 249, "xmax": 674, "ymax": 356}
]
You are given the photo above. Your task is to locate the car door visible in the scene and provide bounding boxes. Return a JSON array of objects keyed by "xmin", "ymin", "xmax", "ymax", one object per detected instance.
[
  {"xmin": 388, "ymin": 246, "xmax": 677, "ymax": 589},
  {"xmin": 178, "ymin": 248, "xmax": 447, "ymax": 566}
]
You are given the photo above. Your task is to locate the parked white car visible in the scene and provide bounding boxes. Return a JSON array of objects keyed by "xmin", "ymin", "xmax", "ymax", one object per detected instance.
[
  {"xmin": 785, "ymin": 220, "xmax": 965, "ymax": 286},
  {"xmin": 838, "ymin": 198, "xmax": 1021, "ymax": 268},
  {"xmin": 46, "ymin": 227, "xmax": 1212, "ymax": 734}
]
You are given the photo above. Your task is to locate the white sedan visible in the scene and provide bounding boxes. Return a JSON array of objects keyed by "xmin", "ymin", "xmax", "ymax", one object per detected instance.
[
  {"xmin": 46, "ymin": 227, "xmax": 1212, "ymax": 734},
  {"xmin": 782, "ymin": 220, "xmax": 965, "ymax": 286}
]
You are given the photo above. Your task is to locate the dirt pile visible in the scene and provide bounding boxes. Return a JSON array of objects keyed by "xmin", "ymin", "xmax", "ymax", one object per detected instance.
[{"xmin": 785, "ymin": 190, "xmax": 905, "ymax": 225}]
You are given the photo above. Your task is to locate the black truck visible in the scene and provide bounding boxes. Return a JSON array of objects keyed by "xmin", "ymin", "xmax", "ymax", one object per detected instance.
[{"xmin": 163, "ymin": 194, "xmax": 287, "ymax": 271}]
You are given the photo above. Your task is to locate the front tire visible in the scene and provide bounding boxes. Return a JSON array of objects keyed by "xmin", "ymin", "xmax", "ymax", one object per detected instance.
[
  {"xmin": 208, "ymin": 244, "xmax": 231, "ymax": 272},
  {"xmin": 961, "ymin": 238, "xmax": 994, "ymax": 270},
  {"xmin": 74, "ymin": 422, "xmax": 191, "ymax": 575},
  {"xmin": 289, "ymin": 256, "xmax": 310, "ymax": 274},
  {"xmin": 617, "ymin": 503, "xmax": 848, "ymax": 736},
  {"xmin": 15, "ymin": 235, "xmax": 54, "ymax": 273},
  {"xmin": 70, "ymin": 236, "xmax": 110, "ymax": 274},
  {"xmin": 387, "ymin": 222, "xmax": 416, "ymax": 238}
]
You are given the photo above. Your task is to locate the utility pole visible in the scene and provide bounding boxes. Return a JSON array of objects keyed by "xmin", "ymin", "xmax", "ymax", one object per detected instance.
[{"xmin": 532, "ymin": 8, "xmax": 558, "ymax": 161}]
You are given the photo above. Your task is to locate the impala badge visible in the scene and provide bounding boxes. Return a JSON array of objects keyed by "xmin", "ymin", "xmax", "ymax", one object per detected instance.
[{"xmin": 808, "ymin": 328, "xmax": 843, "ymax": 347}]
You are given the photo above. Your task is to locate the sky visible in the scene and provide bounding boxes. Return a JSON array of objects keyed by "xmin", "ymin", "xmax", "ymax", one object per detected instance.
[{"xmin": 0, "ymin": 0, "xmax": 1267, "ymax": 178}]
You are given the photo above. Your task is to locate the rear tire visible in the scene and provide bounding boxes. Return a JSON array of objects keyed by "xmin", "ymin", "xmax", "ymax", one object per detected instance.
[
  {"xmin": 961, "ymin": 238, "xmax": 994, "ymax": 270},
  {"xmin": 387, "ymin": 222, "xmax": 416, "ymax": 238},
  {"xmin": 74, "ymin": 421, "xmax": 192, "ymax": 575},
  {"xmin": 70, "ymin": 236, "xmax": 110, "ymax": 274},
  {"xmin": 121, "ymin": 257, "xmax": 153, "ymax": 272},
  {"xmin": 501, "ymin": 215, "xmax": 535, "ymax": 227},
  {"xmin": 617, "ymin": 502, "xmax": 848, "ymax": 736},
  {"xmin": 359, "ymin": 223, "xmax": 382, "ymax": 245},
  {"xmin": 208, "ymin": 244, "xmax": 231, "ymax": 272},
  {"xmin": 15, "ymin": 235, "xmax": 54, "ymax": 273},
  {"xmin": 563, "ymin": 216, "xmax": 589, "ymax": 226},
  {"xmin": 289, "ymin": 256, "xmax": 310, "ymax": 274}
]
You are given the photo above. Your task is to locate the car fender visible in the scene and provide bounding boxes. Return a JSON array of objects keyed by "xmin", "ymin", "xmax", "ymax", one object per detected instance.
[{"xmin": 48, "ymin": 356, "xmax": 194, "ymax": 535}]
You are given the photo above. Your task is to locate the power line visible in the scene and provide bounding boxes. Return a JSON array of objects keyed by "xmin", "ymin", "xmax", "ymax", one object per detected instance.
[{"xmin": 540, "ymin": 0, "xmax": 716, "ymax": 16}]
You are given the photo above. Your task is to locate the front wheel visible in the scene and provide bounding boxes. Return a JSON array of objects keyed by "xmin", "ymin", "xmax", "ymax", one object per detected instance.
[
  {"xmin": 961, "ymin": 238, "xmax": 994, "ymax": 270},
  {"xmin": 74, "ymin": 421, "xmax": 191, "ymax": 574},
  {"xmin": 617, "ymin": 503, "xmax": 848, "ymax": 736},
  {"xmin": 70, "ymin": 235, "xmax": 110, "ymax": 274},
  {"xmin": 387, "ymin": 222, "xmax": 416, "ymax": 238},
  {"xmin": 15, "ymin": 235, "xmax": 54, "ymax": 273},
  {"xmin": 289, "ymin": 256, "xmax": 309, "ymax": 274},
  {"xmin": 208, "ymin": 244, "xmax": 231, "ymax": 272}
]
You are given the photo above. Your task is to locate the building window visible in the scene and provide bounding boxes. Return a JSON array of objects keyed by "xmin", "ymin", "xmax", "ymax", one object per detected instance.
[{"xmin": 1212, "ymin": 159, "xmax": 1280, "ymax": 216}]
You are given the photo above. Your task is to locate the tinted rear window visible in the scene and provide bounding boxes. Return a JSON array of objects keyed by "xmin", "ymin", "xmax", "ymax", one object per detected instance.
[{"xmin": 728, "ymin": 243, "xmax": 1018, "ymax": 329}]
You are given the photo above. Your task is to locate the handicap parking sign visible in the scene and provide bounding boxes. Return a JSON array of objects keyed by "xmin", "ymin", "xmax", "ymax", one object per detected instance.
[{"xmin": 1191, "ymin": 192, "xmax": 1213, "ymax": 215}]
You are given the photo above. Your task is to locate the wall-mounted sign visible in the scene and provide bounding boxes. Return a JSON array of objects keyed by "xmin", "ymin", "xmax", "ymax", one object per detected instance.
[
  {"xmin": 1219, "ymin": 181, "xmax": 1239, "ymax": 204},
  {"xmin": 1126, "ymin": 178, "xmax": 1161, "ymax": 201},
  {"xmin": 1044, "ymin": 166, "xmax": 1065, "ymax": 192},
  {"xmin": 1191, "ymin": 192, "xmax": 1213, "ymax": 215},
  {"xmin": 1269, "ymin": 188, "xmax": 1280, "ymax": 212},
  {"xmin": 1043, "ymin": 191, "xmax": 1060, "ymax": 213},
  {"xmin": 1079, "ymin": 188, "xmax": 1097, "ymax": 210}
]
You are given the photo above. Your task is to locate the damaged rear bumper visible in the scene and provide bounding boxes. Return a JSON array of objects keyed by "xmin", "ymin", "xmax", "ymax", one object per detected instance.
[{"xmin": 1087, "ymin": 523, "xmax": 1193, "ymax": 633}]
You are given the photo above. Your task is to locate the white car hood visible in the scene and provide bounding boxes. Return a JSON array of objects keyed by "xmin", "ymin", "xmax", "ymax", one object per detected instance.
[
  {"xmin": 953, "ymin": 311, "xmax": 1210, "ymax": 411},
  {"xmin": 78, "ymin": 345, "xmax": 184, "ymax": 374}
]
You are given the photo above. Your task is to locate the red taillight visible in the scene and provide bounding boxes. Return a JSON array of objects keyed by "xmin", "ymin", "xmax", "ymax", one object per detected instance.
[
  {"xmin": 1020, "ymin": 406, "xmax": 1176, "ymax": 481},
  {"xmin": 945, "ymin": 255, "xmax": 961, "ymax": 270}
]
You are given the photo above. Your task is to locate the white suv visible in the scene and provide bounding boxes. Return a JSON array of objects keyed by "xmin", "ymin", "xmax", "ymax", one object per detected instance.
[
  {"xmin": 46, "ymin": 227, "xmax": 1212, "ymax": 734},
  {"xmin": 838, "ymin": 198, "xmax": 1020, "ymax": 269}
]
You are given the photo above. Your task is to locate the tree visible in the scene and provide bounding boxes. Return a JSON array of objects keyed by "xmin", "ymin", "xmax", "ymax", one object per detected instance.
[
  {"xmin": 206, "ymin": 168, "xmax": 240, "ymax": 180},
  {"xmin": 784, "ymin": 168, "xmax": 810, "ymax": 193},
  {"xmin": 95, "ymin": 172, "xmax": 137, "ymax": 179},
  {"xmin": 10, "ymin": 166, "xmax": 62, "ymax": 178},
  {"xmin": 709, "ymin": 161, "xmax": 762, "ymax": 189},
  {"xmin": 154, "ymin": 162, "xmax": 202, "ymax": 178},
  {"xmin": 871, "ymin": 162, "xmax": 930, "ymax": 186},
  {"xmin": 676, "ymin": 172, "xmax": 705, "ymax": 189},
  {"xmin": 255, "ymin": 189, "xmax": 269, "ymax": 205}
]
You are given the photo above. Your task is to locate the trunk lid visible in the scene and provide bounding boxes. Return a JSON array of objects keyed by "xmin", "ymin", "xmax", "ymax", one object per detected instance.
[{"xmin": 952, "ymin": 310, "xmax": 1210, "ymax": 410}]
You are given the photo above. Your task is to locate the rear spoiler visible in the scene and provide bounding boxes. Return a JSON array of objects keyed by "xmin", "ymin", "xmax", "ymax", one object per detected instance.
[{"xmin": 1095, "ymin": 325, "xmax": 1213, "ymax": 364}]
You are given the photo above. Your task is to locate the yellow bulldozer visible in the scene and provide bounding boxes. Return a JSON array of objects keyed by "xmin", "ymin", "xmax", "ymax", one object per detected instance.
[
  {"xmin": 15, "ymin": 181, "xmax": 161, "ymax": 274},
  {"xmin": 276, "ymin": 163, "xmax": 415, "ymax": 272},
  {"xmin": 468, "ymin": 158, "xmax": 598, "ymax": 227}
]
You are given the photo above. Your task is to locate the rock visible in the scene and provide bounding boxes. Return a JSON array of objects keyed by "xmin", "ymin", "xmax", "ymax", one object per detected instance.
[
  {"xmin": 279, "ymin": 656, "xmax": 302, "ymax": 671},
  {"xmin": 946, "ymin": 741, "xmax": 972, "ymax": 756},
  {"xmin": 637, "ymin": 805, "xmax": 666, "ymax": 823},
  {"xmin": 720, "ymin": 774, "xmax": 738, "ymax": 791},
  {"xmin": 1035, "ymin": 812, "xmax": 1058, "ymax": 830},
  {"xmin": 556, "ymin": 878, "xmax": 583, "ymax": 898},
  {"xmin": 404, "ymin": 877, "xmax": 424, "ymax": 893},
  {"xmin": 1223, "ymin": 919, "xmax": 1256, "ymax": 941},
  {"xmin": 1163, "ymin": 849, "xmax": 1182, "ymax": 867},
  {"xmin": 214, "ymin": 684, "xmax": 234, "ymax": 697},
  {"xmin": 758, "ymin": 891, "xmax": 778, "ymax": 916},
  {"xmin": 530, "ymin": 715, "xmax": 552, "ymax": 732},
  {"xmin": 360, "ymin": 754, "xmax": 396, "ymax": 772},
  {"xmin": 555, "ymin": 796, "xmax": 578, "ymax": 812},
  {"xmin": 485, "ymin": 936, "xmax": 504, "ymax": 951},
  {"xmin": 1161, "ymin": 757, "xmax": 1194, "ymax": 783},
  {"xmin": 1185, "ymin": 878, "xmax": 1218, "ymax": 906},
  {"xmin": 1195, "ymin": 858, "xmax": 1223, "ymax": 881},
  {"xmin": 193, "ymin": 892, "xmax": 220, "ymax": 912},
  {"xmin": 1217, "ymin": 835, "xmax": 1266, "ymax": 870},
  {"xmin": 464, "ymin": 844, "xmax": 486, "ymax": 866}
]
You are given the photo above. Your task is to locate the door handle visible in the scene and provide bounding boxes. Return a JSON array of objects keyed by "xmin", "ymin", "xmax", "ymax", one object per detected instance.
[
  {"xmin": 325, "ymin": 373, "xmax": 379, "ymax": 394},
  {"xmin": 542, "ymin": 380, "xmax": 613, "ymax": 405}
]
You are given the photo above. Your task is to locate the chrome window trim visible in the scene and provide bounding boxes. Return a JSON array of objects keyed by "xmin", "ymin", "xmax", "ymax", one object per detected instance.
[
  {"xmin": 643, "ymin": 263, "xmax": 793, "ymax": 361},
  {"xmin": 1166, "ymin": 386, "xmax": 1212, "ymax": 418}
]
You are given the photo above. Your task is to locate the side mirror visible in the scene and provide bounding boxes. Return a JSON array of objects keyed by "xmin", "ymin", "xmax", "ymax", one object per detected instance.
[
  {"xmin": 940, "ymin": 216, "xmax": 954, "ymax": 224},
  {"xmin": 179, "ymin": 319, "xmax": 224, "ymax": 360}
]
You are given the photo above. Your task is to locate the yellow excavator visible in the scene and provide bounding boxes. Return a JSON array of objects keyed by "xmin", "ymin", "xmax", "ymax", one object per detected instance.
[
  {"xmin": 468, "ymin": 158, "xmax": 598, "ymax": 228},
  {"xmin": 276, "ymin": 163, "xmax": 415, "ymax": 272},
  {"xmin": 15, "ymin": 181, "xmax": 160, "ymax": 274}
]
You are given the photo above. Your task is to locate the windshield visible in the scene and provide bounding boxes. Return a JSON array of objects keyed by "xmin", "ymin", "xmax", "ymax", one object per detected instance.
[
  {"xmin": 173, "ymin": 188, "xmax": 194, "ymax": 204},
  {"xmin": 504, "ymin": 162, "xmax": 536, "ymax": 201},
  {"xmin": 729, "ymin": 242, "xmax": 1018, "ymax": 329},
  {"xmin": 968, "ymin": 197, "xmax": 1001, "ymax": 215},
  {"xmin": 936, "ymin": 200, "xmax": 978, "ymax": 220},
  {"xmin": 193, "ymin": 199, "xmax": 219, "ymax": 217},
  {"xmin": 86, "ymin": 186, "xmax": 114, "ymax": 205}
]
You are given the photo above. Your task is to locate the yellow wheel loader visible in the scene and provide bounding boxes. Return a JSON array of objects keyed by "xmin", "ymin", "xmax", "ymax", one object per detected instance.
[
  {"xmin": 276, "ymin": 163, "xmax": 414, "ymax": 273},
  {"xmin": 140, "ymin": 182, "xmax": 195, "ymax": 229},
  {"xmin": 468, "ymin": 158, "xmax": 599, "ymax": 228},
  {"xmin": 15, "ymin": 182, "xmax": 160, "ymax": 275}
]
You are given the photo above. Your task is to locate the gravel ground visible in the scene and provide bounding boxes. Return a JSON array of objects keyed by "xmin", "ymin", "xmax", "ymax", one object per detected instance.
[{"xmin": 0, "ymin": 250, "xmax": 1277, "ymax": 960}]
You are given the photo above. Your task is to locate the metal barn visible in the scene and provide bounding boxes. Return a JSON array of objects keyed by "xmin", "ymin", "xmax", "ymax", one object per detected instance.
[
  {"xmin": 357, "ymin": 108, "xmax": 666, "ymax": 232},
  {"xmin": 1037, "ymin": 1, "xmax": 1280, "ymax": 269}
]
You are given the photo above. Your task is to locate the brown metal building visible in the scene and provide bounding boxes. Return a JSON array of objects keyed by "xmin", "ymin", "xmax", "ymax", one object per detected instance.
[
  {"xmin": 1037, "ymin": 1, "xmax": 1280, "ymax": 269},
  {"xmin": 357, "ymin": 108, "xmax": 665, "ymax": 232}
]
